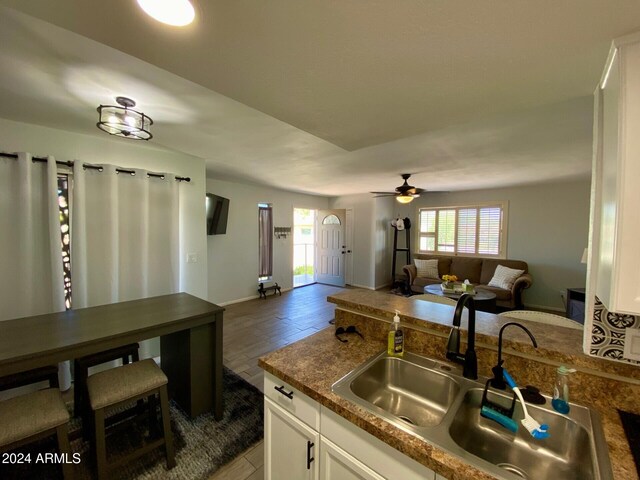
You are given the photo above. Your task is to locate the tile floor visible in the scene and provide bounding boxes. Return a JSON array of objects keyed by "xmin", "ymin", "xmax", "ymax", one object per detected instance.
[{"xmin": 209, "ymin": 283, "xmax": 347, "ymax": 480}]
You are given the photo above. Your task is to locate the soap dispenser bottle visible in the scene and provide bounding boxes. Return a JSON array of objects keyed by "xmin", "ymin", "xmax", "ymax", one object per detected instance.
[
  {"xmin": 388, "ymin": 310, "xmax": 404, "ymax": 357},
  {"xmin": 552, "ymin": 365, "xmax": 576, "ymax": 414}
]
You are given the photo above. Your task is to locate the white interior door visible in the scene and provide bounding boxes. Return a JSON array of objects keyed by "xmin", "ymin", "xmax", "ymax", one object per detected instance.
[{"xmin": 316, "ymin": 209, "xmax": 346, "ymax": 287}]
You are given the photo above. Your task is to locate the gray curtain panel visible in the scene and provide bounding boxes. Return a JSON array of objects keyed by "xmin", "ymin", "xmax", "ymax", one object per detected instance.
[{"xmin": 258, "ymin": 205, "xmax": 273, "ymax": 277}]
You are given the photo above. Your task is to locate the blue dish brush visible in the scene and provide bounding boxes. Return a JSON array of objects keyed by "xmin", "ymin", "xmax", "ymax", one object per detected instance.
[{"xmin": 504, "ymin": 370, "xmax": 550, "ymax": 440}]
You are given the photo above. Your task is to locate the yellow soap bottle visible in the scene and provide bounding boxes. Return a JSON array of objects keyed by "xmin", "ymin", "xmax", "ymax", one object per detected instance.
[{"xmin": 387, "ymin": 310, "xmax": 404, "ymax": 357}]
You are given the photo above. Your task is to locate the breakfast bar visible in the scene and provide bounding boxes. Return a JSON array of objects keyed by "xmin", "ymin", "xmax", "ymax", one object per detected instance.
[{"xmin": 0, "ymin": 293, "xmax": 224, "ymax": 419}]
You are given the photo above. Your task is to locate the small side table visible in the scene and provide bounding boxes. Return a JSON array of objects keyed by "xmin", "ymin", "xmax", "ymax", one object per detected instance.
[{"xmin": 566, "ymin": 288, "xmax": 586, "ymax": 324}]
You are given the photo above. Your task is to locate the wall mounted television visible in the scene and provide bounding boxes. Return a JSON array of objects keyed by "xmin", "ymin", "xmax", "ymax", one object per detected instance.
[{"xmin": 206, "ymin": 193, "xmax": 230, "ymax": 235}]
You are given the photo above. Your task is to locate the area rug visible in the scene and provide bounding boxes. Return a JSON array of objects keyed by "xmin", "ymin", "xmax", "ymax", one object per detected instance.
[{"xmin": 3, "ymin": 367, "xmax": 264, "ymax": 480}]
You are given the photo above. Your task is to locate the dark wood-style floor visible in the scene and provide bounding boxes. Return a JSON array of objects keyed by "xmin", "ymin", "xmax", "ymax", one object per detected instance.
[
  {"xmin": 222, "ymin": 283, "xmax": 347, "ymax": 392},
  {"xmin": 210, "ymin": 283, "xmax": 347, "ymax": 480}
]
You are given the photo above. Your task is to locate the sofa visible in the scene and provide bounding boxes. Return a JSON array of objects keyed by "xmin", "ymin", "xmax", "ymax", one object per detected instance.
[{"xmin": 402, "ymin": 254, "xmax": 533, "ymax": 310}]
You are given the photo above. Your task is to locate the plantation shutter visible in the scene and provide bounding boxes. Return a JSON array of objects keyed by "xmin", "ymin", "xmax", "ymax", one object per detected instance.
[
  {"xmin": 437, "ymin": 210, "xmax": 456, "ymax": 252},
  {"xmin": 478, "ymin": 207, "xmax": 502, "ymax": 255},
  {"xmin": 418, "ymin": 204, "xmax": 505, "ymax": 257},
  {"xmin": 419, "ymin": 209, "xmax": 436, "ymax": 251},
  {"xmin": 457, "ymin": 208, "xmax": 477, "ymax": 254}
]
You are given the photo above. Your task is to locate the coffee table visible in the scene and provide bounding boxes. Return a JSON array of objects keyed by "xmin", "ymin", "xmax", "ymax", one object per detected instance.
[{"xmin": 424, "ymin": 284, "xmax": 497, "ymax": 313}]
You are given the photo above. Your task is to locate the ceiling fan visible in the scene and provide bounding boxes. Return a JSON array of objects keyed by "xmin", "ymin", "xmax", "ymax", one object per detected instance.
[{"xmin": 371, "ymin": 173, "xmax": 425, "ymax": 204}]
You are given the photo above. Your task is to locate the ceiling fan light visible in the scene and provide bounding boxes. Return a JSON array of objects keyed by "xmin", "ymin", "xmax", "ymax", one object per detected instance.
[
  {"xmin": 137, "ymin": 0, "xmax": 195, "ymax": 27},
  {"xmin": 396, "ymin": 195, "xmax": 414, "ymax": 204}
]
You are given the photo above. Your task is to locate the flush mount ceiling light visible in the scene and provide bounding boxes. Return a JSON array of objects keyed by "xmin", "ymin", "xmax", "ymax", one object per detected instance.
[
  {"xmin": 137, "ymin": 0, "xmax": 195, "ymax": 26},
  {"xmin": 97, "ymin": 96, "xmax": 153, "ymax": 140}
]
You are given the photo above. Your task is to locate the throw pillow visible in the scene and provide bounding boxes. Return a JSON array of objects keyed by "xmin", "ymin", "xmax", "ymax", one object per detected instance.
[
  {"xmin": 488, "ymin": 265, "xmax": 525, "ymax": 290},
  {"xmin": 415, "ymin": 259, "xmax": 439, "ymax": 279}
]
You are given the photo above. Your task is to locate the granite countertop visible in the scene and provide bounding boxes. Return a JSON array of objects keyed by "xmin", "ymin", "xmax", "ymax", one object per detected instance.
[
  {"xmin": 327, "ymin": 289, "xmax": 640, "ymax": 381},
  {"xmin": 259, "ymin": 291, "xmax": 639, "ymax": 480},
  {"xmin": 260, "ymin": 328, "xmax": 489, "ymax": 480}
]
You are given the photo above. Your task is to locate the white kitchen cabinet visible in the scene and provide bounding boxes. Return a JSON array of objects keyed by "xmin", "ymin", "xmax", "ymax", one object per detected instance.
[
  {"xmin": 593, "ymin": 32, "xmax": 640, "ymax": 315},
  {"xmin": 321, "ymin": 406, "xmax": 436, "ymax": 480},
  {"xmin": 264, "ymin": 373, "xmax": 440, "ymax": 480},
  {"xmin": 265, "ymin": 397, "xmax": 320, "ymax": 480},
  {"xmin": 319, "ymin": 437, "xmax": 385, "ymax": 480}
]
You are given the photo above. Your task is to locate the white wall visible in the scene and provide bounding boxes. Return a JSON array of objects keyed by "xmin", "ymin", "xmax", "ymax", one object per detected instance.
[
  {"xmin": 0, "ymin": 117, "xmax": 208, "ymax": 300},
  {"xmin": 329, "ymin": 194, "xmax": 375, "ymax": 289},
  {"xmin": 407, "ymin": 179, "xmax": 591, "ymax": 310},
  {"xmin": 206, "ymin": 178, "xmax": 329, "ymax": 304}
]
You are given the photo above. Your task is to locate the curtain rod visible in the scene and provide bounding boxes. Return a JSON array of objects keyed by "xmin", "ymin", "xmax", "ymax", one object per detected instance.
[{"xmin": 0, "ymin": 152, "xmax": 191, "ymax": 182}]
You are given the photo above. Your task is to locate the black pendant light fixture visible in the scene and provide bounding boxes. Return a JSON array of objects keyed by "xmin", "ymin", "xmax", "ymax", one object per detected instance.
[{"xmin": 97, "ymin": 96, "xmax": 153, "ymax": 140}]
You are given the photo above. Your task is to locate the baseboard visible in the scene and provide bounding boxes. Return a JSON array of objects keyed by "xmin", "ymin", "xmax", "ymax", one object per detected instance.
[
  {"xmin": 375, "ymin": 283, "xmax": 393, "ymax": 291},
  {"xmin": 217, "ymin": 287, "xmax": 293, "ymax": 306},
  {"xmin": 218, "ymin": 295, "xmax": 261, "ymax": 306},
  {"xmin": 350, "ymin": 284, "xmax": 376, "ymax": 290},
  {"xmin": 523, "ymin": 303, "xmax": 565, "ymax": 313}
]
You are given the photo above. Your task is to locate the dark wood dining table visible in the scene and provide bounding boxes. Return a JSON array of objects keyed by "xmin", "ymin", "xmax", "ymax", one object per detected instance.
[{"xmin": 0, "ymin": 293, "xmax": 224, "ymax": 419}]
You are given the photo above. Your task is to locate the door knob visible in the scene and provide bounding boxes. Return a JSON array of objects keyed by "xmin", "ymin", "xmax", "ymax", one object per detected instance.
[
  {"xmin": 347, "ymin": 250, "xmax": 352, "ymax": 253},
  {"xmin": 341, "ymin": 251, "xmax": 346, "ymax": 254}
]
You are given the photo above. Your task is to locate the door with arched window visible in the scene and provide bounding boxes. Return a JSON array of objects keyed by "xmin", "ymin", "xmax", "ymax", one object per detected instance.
[{"xmin": 316, "ymin": 209, "xmax": 346, "ymax": 286}]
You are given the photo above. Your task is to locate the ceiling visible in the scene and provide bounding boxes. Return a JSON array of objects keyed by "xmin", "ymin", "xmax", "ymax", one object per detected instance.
[{"xmin": 0, "ymin": 1, "xmax": 639, "ymax": 195}]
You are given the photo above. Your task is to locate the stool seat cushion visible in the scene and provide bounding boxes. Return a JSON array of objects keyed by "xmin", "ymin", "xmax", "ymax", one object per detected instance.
[
  {"xmin": 87, "ymin": 359, "xmax": 167, "ymax": 410},
  {"xmin": 0, "ymin": 389, "xmax": 69, "ymax": 447}
]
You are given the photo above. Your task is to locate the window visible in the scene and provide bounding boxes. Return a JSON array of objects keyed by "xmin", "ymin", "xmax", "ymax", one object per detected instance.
[
  {"xmin": 418, "ymin": 203, "xmax": 506, "ymax": 257},
  {"xmin": 258, "ymin": 203, "xmax": 273, "ymax": 281},
  {"xmin": 322, "ymin": 214, "xmax": 341, "ymax": 225},
  {"xmin": 57, "ymin": 174, "xmax": 72, "ymax": 309}
]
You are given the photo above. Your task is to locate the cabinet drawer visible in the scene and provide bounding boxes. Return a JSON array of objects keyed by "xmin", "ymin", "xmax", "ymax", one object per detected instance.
[{"xmin": 264, "ymin": 371, "xmax": 320, "ymax": 430}]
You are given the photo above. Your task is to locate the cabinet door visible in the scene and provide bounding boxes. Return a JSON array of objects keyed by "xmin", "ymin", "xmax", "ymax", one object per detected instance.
[
  {"xmin": 265, "ymin": 397, "xmax": 319, "ymax": 480},
  {"xmin": 319, "ymin": 437, "xmax": 385, "ymax": 480}
]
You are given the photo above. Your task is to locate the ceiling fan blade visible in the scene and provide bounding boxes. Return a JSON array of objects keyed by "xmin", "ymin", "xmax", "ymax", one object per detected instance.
[
  {"xmin": 370, "ymin": 191, "xmax": 396, "ymax": 195},
  {"xmin": 372, "ymin": 194, "xmax": 397, "ymax": 197},
  {"xmin": 411, "ymin": 188, "xmax": 425, "ymax": 194}
]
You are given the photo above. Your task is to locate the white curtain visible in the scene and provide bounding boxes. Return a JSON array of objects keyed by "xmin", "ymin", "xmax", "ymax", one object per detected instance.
[
  {"xmin": 71, "ymin": 163, "xmax": 180, "ymax": 360},
  {"xmin": 0, "ymin": 153, "xmax": 69, "ymax": 390}
]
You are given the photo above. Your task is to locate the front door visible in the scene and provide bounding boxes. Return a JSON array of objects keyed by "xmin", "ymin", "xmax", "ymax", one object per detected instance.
[{"xmin": 316, "ymin": 209, "xmax": 346, "ymax": 287}]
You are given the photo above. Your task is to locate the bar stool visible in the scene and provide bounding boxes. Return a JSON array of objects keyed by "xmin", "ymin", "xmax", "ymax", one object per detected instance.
[
  {"xmin": 86, "ymin": 358, "xmax": 175, "ymax": 479},
  {"xmin": 0, "ymin": 389, "xmax": 73, "ymax": 479},
  {"xmin": 73, "ymin": 343, "xmax": 140, "ymax": 417},
  {"xmin": 0, "ymin": 365, "xmax": 59, "ymax": 391}
]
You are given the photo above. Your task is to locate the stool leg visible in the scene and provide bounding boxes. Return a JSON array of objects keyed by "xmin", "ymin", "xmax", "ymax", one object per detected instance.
[
  {"xmin": 94, "ymin": 408, "xmax": 107, "ymax": 480},
  {"xmin": 159, "ymin": 386, "xmax": 176, "ymax": 469},
  {"xmin": 49, "ymin": 370, "xmax": 60, "ymax": 389},
  {"xmin": 148, "ymin": 393, "xmax": 159, "ymax": 438},
  {"xmin": 73, "ymin": 360, "xmax": 83, "ymax": 417},
  {"xmin": 56, "ymin": 423, "xmax": 74, "ymax": 480}
]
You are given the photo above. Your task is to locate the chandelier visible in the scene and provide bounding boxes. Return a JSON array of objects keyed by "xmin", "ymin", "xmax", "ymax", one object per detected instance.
[{"xmin": 97, "ymin": 97, "xmax": 153, "ymax": 140}]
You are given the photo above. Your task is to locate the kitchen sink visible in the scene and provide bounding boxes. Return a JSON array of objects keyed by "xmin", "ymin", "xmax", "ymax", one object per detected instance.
[
  {"xmin": 449, "ymin": 388, "xmax": 596, "ymax": 480},
  {"xmin": 332, "ymin": 351, "xmax": 613, "ymax": 480},
  {"xmin": 349, "ymin": 356, "xmax": 460, "ymax": 427}
]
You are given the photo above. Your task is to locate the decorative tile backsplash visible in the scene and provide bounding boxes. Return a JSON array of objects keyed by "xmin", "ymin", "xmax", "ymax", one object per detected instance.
[{"xmin": 591, "ymin": 297, "xmax": 640, "ymax": 364}]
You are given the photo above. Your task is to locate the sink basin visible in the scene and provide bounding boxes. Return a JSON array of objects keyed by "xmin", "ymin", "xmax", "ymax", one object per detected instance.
[
  {"xmin": 332, "ymin": 351, "xmax": 613, "ymax": 480},
  {"xmin": 449, "ymin": 388, "xmax": 596, "ymax": 480},
  {"xmin": 349, "ymin": 356, "xmax": 460, "ymax": 427}
]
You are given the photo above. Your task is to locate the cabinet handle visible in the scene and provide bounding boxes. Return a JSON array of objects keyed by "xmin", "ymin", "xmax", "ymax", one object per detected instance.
[
  {"xmin": 274, "ymin": 385, "xmax": 294, "ymax": 399},
  {"xmin": 306, "ymin": 440, "xmax": 315, "ymax": 469}
]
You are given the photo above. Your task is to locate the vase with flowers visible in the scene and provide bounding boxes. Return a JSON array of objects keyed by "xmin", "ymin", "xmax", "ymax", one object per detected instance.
[{"xmin": 442, "ymin": 274, "xmax": 458, "ymax": 291}]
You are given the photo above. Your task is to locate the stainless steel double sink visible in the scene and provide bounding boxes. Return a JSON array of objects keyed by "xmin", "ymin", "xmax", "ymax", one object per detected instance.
[{"xmin": 332, "ymin": 351, "xmax": 613, "ymax": 480}]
